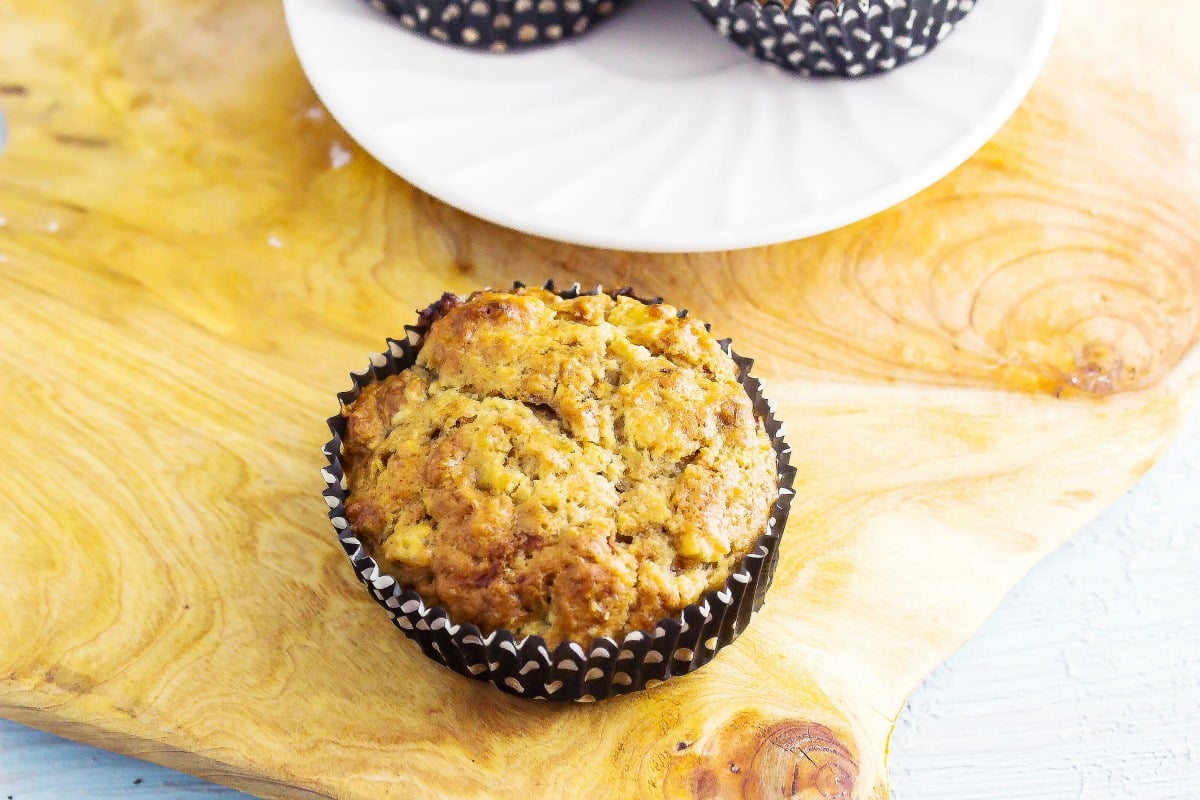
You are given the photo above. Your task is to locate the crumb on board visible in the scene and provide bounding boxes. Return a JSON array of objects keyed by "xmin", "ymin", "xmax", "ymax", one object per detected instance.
[{"xmin": 330, "ymin": 141, "xmax": 352, "ymax": 169}]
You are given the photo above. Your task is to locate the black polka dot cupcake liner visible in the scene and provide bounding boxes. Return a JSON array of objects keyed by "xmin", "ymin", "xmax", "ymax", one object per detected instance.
[
  {"xmin": 690, "ymin": 0, "xmax": 977, "ymax": 78},
  {"xmin": 360, "ymin": 0, "xmax": 623, "ymax": 50},
  {"xmin": 321, "ymin": 280, "xmax": 796, "ymax": 701}
]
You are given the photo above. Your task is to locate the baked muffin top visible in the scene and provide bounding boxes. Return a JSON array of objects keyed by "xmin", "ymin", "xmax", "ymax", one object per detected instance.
[{"xmin": 340, "ymin": 287, "xmax": 778, "ymax": 647}]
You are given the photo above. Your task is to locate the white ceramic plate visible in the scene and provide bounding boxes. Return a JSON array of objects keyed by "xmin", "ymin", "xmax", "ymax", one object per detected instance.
[{"xmin": 284, "ymin": 0, "xmax": 1061, "ymax": 252}]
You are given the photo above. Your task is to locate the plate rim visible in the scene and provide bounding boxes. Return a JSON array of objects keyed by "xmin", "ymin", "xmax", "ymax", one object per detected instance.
[{"xmin": 284, "ymin": 0, "xmax": 1063, "ymax": 253}]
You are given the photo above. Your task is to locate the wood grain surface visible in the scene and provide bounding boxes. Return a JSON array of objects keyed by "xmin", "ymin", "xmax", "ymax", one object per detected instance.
[
  {"xmin": 4, "ymin": 407, "xmax": 1199, "ymax": 799},
  {"xmin": 1, "ymin": 1, "xmax": 1199, "ymax": 799}
]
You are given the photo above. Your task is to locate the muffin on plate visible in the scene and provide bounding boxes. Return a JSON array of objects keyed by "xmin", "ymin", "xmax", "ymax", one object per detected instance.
[
  {"xmin": 361, "ymin": 0, "xmax": 621, "ymax": 51},
  {"xmin": 691, "ymin": 0, "xmax": 977, "ymax": 77},
  {"xmin": 322, "ymin": 282, "xmax": 794, "ymax": 700}
]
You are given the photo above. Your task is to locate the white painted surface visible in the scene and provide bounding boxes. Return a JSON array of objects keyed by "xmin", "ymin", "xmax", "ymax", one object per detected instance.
[
  {"xmin": 0, "ymin": 721, "xmax": 244, "ymax": 797},
  {"xmin": 2, "ymin": 407, "xmax": 1198, "ymax": 798},
  {"xmin": 891, "ymin": 407, "xmax": 1200, "ymax": 800}
]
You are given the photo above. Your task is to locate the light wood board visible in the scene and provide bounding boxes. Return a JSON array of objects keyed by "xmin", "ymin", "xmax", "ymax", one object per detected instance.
[{"xmin": 1, "ymin": 1, "xmax": 1199, "ymax": 798}]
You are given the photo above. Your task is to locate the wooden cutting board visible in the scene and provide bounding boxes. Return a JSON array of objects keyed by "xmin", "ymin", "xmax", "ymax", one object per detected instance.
[{"xmin": 2, "ymin": 1, "xmax": 1199, "ymax": 798}]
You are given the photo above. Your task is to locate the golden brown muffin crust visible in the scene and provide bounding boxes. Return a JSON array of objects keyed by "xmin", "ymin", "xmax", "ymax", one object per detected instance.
[{"xmin": 341, "ymin": 288, "xmax": 777, "ymax": 647}]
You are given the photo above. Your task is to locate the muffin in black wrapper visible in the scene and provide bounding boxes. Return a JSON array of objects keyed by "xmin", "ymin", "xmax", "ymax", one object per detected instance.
[
  {"xmin": 321, "ymin": 280, "xmax": 795, "ymax": 701},
  {"xmin": 690, "ymin": 0, "xmax": 977, "ymax": 78},
  {"xmin": 361, "ymin": 0, "xmax": 623, "ymax": 50}
]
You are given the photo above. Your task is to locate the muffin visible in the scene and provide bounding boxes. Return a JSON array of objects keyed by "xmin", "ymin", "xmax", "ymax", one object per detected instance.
[
  {"xmin": 691, "ymin": 0, "xmax": 978, "ymax": 77},
  {"xmin": 360, "ymin": 0, "xmax": 622, "ymax": 51},
  {"xmin": 322, "ymin": 282, "xmax": 794, "ymax": 700}
]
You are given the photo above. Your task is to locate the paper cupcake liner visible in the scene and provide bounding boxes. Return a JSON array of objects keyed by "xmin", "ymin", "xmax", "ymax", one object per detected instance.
[
  {"xmin": 360, "ymin": 0, "xmax": 623, "ymax": 50},
  {"xmin": 322, "ymin": 280, "xmax": 796, "ymax": 701},
  {"xmin": 690, "ymin": 0, "xmax": 976, "ymax": 77}
]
